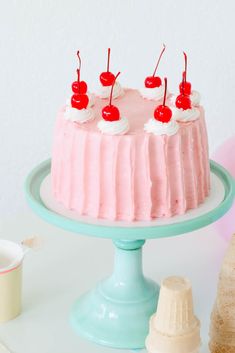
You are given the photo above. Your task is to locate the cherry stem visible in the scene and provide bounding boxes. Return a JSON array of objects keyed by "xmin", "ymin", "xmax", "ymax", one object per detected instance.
[
  {"xmin": 77, "ymin": 69, "xmax": 80, "ymax": 94},
  {"xmin": 76, "ymin": 51, "xmax": 82, "ymax": 94},
  {"xmin": 77, "ymin": 50, "xmax": 81, "ymax": 71},
  {"xmin": 163, "ymin": 77, "xmax": 167, "ymax": 106},
  {"xmin": 107, "ymin": 48, "xmax": 111, "ymax": 72},
  {"xmin": 153, "ymin": 43, "xmax": 166, "ymax": 77},
  {"xmin": 181, "ymin": 71, "xmax": 186, "ymax": 95},
  {"xmin": 109, "ymin": 71, "xmax": 120, "ymax": 106},
  {"xmin": 183, "ymin": 51, "xmax": 187, "ymax": 82}
]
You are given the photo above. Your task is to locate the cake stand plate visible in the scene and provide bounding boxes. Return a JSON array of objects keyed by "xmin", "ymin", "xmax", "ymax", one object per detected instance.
[{"xmin": 25, "ymin": 159, "xmax": 234, "ymax": 350}]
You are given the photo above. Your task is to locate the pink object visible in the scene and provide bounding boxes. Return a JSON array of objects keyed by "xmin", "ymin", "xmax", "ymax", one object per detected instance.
[
  {"xmin": 213, "ymin": 135, "xmax": 235, "ymax": 241},
  {"xmin": 51, "ymin": 89, "xmax": 210, "ymax": 221}
]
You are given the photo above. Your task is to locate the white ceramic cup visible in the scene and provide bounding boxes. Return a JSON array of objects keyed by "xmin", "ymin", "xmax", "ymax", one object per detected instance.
[{"xmin": 0, "ymin": 240, "xmax": 25, "ymax": 323}]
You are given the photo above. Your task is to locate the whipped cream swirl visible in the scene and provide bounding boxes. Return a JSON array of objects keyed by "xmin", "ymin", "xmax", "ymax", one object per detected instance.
[
  {"xmin": 190, "ymin": 90, "xmax": 200, "ymax": 106},
  {"xmin": 96, "ymin": 81, "xmax": 124, "ymax": 99},
  {"xmin": 140, "ymin": 85, "xmax": 169, "ymax": 101},
  {"xmin": 97, "ymin": 117, "xmax": 129, "ymax": 135},
  {"xmin": 64, "ymin": 106, "xmax": 94, "ymax": 123},
  {"xmin": 144, "ymin": 118, "xmax": 179, "ymax": 136},
  {"xmin": 172, "ymin": 107, "xmax": 200, "ymax": 122}
]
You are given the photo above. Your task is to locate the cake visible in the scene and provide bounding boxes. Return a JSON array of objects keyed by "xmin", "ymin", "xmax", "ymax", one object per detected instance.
[{"xmin": 51, "ymin": 49, "xmax": 210, "ymax": 222}]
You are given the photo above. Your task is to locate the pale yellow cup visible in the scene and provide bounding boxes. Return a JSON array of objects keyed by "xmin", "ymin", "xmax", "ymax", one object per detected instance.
[{"xmin": 0, "ymin": 240, "xmax": 24, "ymax": 323}]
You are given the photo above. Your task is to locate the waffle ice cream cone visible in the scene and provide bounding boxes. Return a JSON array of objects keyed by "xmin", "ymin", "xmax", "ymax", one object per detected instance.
[
  {"xmin": 209, "ymin": 341, "xmax": 235, "ymax": 353},
  {"xmin": 146, "ymin": 276, "xmax": 201, "ymax": 353},
  {"xmin": 209, "ymin": 234, "xmax": 235, "ymax": 352}
]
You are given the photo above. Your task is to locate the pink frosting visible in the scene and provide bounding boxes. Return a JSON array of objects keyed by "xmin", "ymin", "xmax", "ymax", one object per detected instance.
[{"xmin": 51, "ymin": 89, "xmax": 210, "ymax": 221}]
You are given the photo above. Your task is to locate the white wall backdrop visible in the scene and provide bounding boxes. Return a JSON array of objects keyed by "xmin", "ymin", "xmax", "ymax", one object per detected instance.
[{"xmin": 0, "ymin": 0, "xmax": 235, "ymax": 216}]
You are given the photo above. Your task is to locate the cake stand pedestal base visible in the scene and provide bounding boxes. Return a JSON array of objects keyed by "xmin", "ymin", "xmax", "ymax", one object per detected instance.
[
  {"xmin": 71, "ymin": 239, "xmax": 159, "ymax": 349},
  {"xmin": 25, "ymin": 159, "xmax": 234, "ymax": 350}
]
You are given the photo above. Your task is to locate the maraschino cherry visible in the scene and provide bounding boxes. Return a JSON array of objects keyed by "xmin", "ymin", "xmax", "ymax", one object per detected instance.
[
  {"xmin": 175, "ymin": 94, "xmax": 191, "ymax": 110},
  {"xmin": 72, "ymin": 51, "xmax": 87, "ymax": 94},
  {"xmin": 145, "ymin": 44, "xmax": 166, "ymax": 88},
  {"xmin": 100, "ymin": 48, "xmax": 116, "ymax": 87},
  {"xmin": 154, "ymin": 77, "xmax": 172, "ymax": 123},
  {"xmin": 71, "ymin": 94, "xmax": 89, "ymax": 110},
  {"xmin": 179, "ymin": 52, "xmax": 191, "ymax": 95},
  {"xmin": 102, "ymin": 72, "xmax": 121, "ymax": 121},
  {"xmin": 71, "ymin": 68, "xmax": 89, "ymax": 110},
  {"xmin": 175, "ymin": 69, "xmax": 192, "ymax": 110}
]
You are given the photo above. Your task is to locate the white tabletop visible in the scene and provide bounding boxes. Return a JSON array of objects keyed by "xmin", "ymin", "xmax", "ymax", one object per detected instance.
[{"xmin": 0, "ymin": 212, "xmax": 228, "ymax": 353}]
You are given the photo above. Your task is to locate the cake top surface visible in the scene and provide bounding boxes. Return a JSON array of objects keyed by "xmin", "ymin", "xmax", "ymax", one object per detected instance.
[{"xmin": 62, "ymin": 88, "xmax": 202, "ymax": 135}]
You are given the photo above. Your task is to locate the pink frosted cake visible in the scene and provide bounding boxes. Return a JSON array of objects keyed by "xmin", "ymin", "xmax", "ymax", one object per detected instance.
[{"xmin": 51, "ymin": 50, "xmax": 210, "ymax": 221}]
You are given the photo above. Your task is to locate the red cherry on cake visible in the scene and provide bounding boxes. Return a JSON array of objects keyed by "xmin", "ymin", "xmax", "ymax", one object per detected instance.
[
  {"xmin": 100, "ymin": 71, "xmax": 115, "ymax": 87},
  {"xmin": 71, "ymin": 51, "xmax": 88, "ymax": 94},
  {"xmin": 175, "ymin": 53, "xmax": 192, "ymax": 110},
  {"xmin": 179, "ymin": 80, "xmax": 191, "ymax": 96},
  {"xmin": 179, "ymin": 72, "xmax": 191, "ymax": 96},
  {"xmin": 72, "ymin": 80, "xmax": 87, "ymax": 94},
  {"xmin": 100, "ymin": 48, "xmax": 116, "ymax": 87},
  {"xmin": 71, "ymin": 94, "xmax": 89, "ymax": 110},
  {"xmin": 154, "ymin": 77, "xmax": 172, "ymax": 123},
  {"xmin": 102, "ymin": 72, "xmax": 121, "ymax": 121},
  {"xmin": 144, "ymin": 44, "xmax": 166, "ymax": 88},
  {"xmin": 102, "ymin": 105, "xmax": 120, "ymax": 121},
  {"xmin": 145, "ymin": 76, "xmax": 162, "ymax": 88},
  {"xmin": 175, "ymin": 94, "xmax": 191, "ymax": 110},
  {"xmin": 154, "ymin": 105, "xmax": 172, "ymax": 123},
  {"xmin": 179, "ymin": 52, "xmax": 192, "ymax": 95}
]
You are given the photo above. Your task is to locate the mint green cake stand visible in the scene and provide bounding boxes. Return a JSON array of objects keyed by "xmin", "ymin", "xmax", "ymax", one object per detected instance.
[{"xmin": 25, "ymin": 159, "xmax": 234, "ymax": 350}]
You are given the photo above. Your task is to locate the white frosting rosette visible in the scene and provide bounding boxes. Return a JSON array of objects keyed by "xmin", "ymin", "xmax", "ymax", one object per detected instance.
[
  {"xmin": 170, "ymin": 90, "xmax": 201, "ymax": 107},
  {"xmin": 96, "ymin": 82, "xmax": 124, "ymax": 99},
  {"xmin": 97, "ymin": 117, "xmax": 129, "ymax": 135},
  {"xmin": 140, "ymin": 85, "xmax": 169, "ymax": 101},
  {"xmin": 172, "ymin": 107, "xmax": 200, "ymax": 122},
  {"xmin": 190, "ymin": 90, "xmax": 200, "ymax": 106},
  {"xmin": 144, "ymin": 118, "xmax": 179, "ymax": 136},
  {"xmin": 64, "ymin": 106, "xmax": 94, "ymax": 123}
]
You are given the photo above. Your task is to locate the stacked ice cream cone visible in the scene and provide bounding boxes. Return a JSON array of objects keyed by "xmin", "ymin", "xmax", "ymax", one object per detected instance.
[
  {"xmin": 209, "ymin": 234, "xmax": 235, "ymax": 353},
  {"xmin": 146, "ymin": 276, "xmax": 201, "ymax": 353}
]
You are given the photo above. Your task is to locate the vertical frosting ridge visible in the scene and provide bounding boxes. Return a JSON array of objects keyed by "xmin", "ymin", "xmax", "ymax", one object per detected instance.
[
  {"xmin": 164, "ymin": 133, "xmax": 186, "ymax": 216},
  {"xmin": 181, "ymin": 123, "xmax": 198, "ymax": 210},
  {"xmin": 149, "ymin": 135, "xmax": 168, "ymax": 217},
  {"xmin": 193, "ymin": 122, "xmax": 205, "ymax": 203},
  {"xmin": 80, "ymin": 130, "xmax": 88, "ymax": 213},
  {"xmin": 199, "ymin": 112, "xmax": 210, "ymax": 194},
  {"xmin": 130, "ymin": 137, "xmax": 136, "ymax": 220},
  {"xmin": 144, "ymin": 135, "xmax": 152, "ymax": 219},
  {"xmin": 188, "ymin": 126, "xmax": 198, "ymax": 208},
  {"xmin": 110, "ymin": 137, "xmax": 119, "ymax": 220},
  {"xmin": 164, "ymin": 135, "xmax": 172, "ymax": 217}
]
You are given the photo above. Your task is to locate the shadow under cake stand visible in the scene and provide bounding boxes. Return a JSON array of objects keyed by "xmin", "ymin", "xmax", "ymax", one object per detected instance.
[{"xmin": 25, "ymin": 159, "xmax": 234, "ymax": 350}]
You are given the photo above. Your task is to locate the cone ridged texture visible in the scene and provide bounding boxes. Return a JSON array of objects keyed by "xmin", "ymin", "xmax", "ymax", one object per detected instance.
[
  {"xmin": 209, "ymin": 234, "xmax": 235, "ymax": 352},
  {"xmin": 146, "ymin": 276, "xmax": 201, "ymax": 353},
  {"xmin": 209, "ymin": 341, "xmax": 235, "ymax": 353}
]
